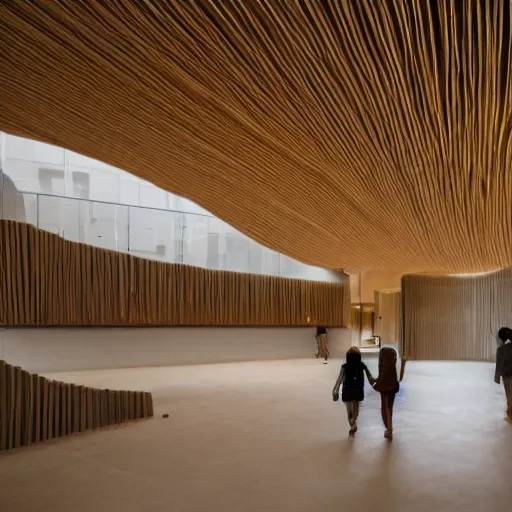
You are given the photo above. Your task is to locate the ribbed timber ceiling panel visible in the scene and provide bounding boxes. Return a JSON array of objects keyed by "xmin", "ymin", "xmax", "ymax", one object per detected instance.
[{"xmin": 0, "ymin": 1, "xmax": 511, "ymax": 272}]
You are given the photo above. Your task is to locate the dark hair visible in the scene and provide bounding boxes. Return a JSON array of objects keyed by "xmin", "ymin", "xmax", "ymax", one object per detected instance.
[
  {"xmin": 379, "ymin": 346, "xmax": 397, "ymax": 368},
  {"xmin": 498, "ymin": 327, "xmax": 512, "ymax": 343},
  {"xmin": 346, "ymin": 346, "xmax": 362, "ymax": 365}
]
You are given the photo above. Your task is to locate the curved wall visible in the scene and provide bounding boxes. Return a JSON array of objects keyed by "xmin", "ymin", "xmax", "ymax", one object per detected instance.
[
  {"xmin": 402, "ymin": 269, "xmax": 512, "ymax": 361},
  {"xmin": 0, "ymin": 359, "xmax": 153, "ymax": 452},
  {"xmin": 0, "ymin": 220, "xmax": 350, "ymax": 328}
]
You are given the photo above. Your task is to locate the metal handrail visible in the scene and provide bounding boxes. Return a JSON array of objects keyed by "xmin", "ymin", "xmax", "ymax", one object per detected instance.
[
  {"xmin": 1, "ymin": 184, "xmax": 330, "ymax": 281},
  {"xmin": 20, "ymin": 190, "xmax": 214, "ymax": 219},
  {"xmin": 17, "ymin": 190, "xmax": 269, "ymax": 269}
]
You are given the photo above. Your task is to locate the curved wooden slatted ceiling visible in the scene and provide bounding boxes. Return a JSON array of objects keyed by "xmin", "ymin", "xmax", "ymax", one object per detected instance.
[{"xmin": 0, "ymin": 1, "xmax": 511, "ymax": 273}]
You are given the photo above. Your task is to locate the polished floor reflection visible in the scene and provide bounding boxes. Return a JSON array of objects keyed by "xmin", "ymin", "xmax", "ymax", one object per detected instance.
[{"xmin": 0, "ymin": 360, "xmax": 511, "ymax": 511}]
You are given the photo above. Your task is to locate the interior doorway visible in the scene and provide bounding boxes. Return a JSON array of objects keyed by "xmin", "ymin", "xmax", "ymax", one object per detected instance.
[
  {"xmin": 350, "ymin": 302, "xmax": 379, "ymax": 348},
  {"xmin": 374, "ymin": 290, "xmax": 401, "ymax": 347}
]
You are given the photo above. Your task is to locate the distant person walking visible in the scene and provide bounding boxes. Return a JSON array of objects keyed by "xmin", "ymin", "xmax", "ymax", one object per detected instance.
[
  {"xmin": 332, "ymin": 346, "xmax": 374, "ymax": 437},
  {"xmin": 315, "ymin": 326, "xmax": 329, "ymax": 363},
  {"xmin": 495, "ymin": 327, "xmax": 512, "ymax": 423},
  {"xmin": 373, "ymin": 347, "xmax": 399, "ymax": 440}
]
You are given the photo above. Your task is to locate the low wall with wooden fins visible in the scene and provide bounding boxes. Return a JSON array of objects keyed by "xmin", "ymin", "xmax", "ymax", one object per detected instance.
[
  {"xmin": 0, "ymin": 220, "xmax": 350, "ymax": 327},
  {"xmin": 0, "ymin": 360, "xmax": 153, "ymax": 452}
]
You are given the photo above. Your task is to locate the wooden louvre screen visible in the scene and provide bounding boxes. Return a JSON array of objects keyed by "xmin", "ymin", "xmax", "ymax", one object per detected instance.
[
  {"xmin": 402, "ymin": 269, "xmax": 512, "ymax": 361},
  {"xmin": 0, "ymin": 220, "xmax": 350, "ymax": 327}
]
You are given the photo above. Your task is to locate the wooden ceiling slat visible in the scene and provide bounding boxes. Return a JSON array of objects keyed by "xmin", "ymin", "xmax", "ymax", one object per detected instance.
[{"xmin": 0, "ymin": 1, "xmax": 510, "ymax": 273}]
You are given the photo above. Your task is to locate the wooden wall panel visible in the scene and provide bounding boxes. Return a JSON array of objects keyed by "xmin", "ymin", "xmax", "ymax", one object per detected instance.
[
  {"xmin": 0, "ymin": 360, "xmax": 153, "ymax": 452},
  {"xmin": 402, "ymin": 269, "xmax": 512, "ymax": 361},
  {"xmin": 0, "ymin": 221, "xmax": 349, "ymax": 327}
]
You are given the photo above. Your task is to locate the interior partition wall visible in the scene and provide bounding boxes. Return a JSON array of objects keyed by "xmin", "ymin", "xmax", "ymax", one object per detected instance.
[{"xmin": 402, "ymin": 269, "xmax": 512, "ymax": 361}]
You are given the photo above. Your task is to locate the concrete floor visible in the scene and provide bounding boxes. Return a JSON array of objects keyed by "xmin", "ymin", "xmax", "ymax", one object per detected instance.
[{"xmin": 1, "ymin": 359, "xmax": 511, "ymax": 511}]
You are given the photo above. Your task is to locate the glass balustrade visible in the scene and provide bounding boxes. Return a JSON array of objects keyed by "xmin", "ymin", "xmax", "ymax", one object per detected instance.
[{"xmin": 0, "ymin": 188, "xmax": 333, "ymax": 280}]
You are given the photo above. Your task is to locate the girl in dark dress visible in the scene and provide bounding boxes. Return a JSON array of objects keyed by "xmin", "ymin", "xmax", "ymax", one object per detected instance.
[
  {"xmin": 332, "ymin": 347, "xmax": 374, "ymax": 437},
  {"xmin": 373, "ymin": 347, "xmax": 400, "ymax": 440}
]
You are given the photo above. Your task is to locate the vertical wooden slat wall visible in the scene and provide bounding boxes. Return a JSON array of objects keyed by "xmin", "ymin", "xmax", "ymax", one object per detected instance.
[
  {"xmin": 0, "ymin": 359, "xmax": 153, "ymax": 452},
  {"xmin": 402, "ymin": 269, "xmax": 512, "ymax": 362},
  {"xmin": 0, "ymin": 221, "xmax": 350, "ymax": 327}
]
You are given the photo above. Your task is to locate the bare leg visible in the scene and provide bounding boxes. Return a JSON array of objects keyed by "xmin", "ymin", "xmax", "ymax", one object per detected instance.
[
  {"xmin": 353, "ymin": 401, "xmax": 360, "ymax": 423},
  {"xmin": 387, "ymin": 394, "xmax": 395, "ymax": 433},
  {"xmin": 504, "ymin": 378, "xmax": 512, "ymax": 420},
  {"xmin": 345, "ymin": 401, "xmax": 354, "ymax": 426},
  {"xmin": 318, "ymin": 334, "xmax": 329, "ymax": 362},
  {"xmin": 381, "ymin": 393, "xmax": 395, "ymax": 438},
  {"xmin": 380, "ymin": 393, "xmax": 388, "ymax": 429},
  {"xmin": 345, "ymin": 401, "xmax": 358, "ymax": 435}
]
